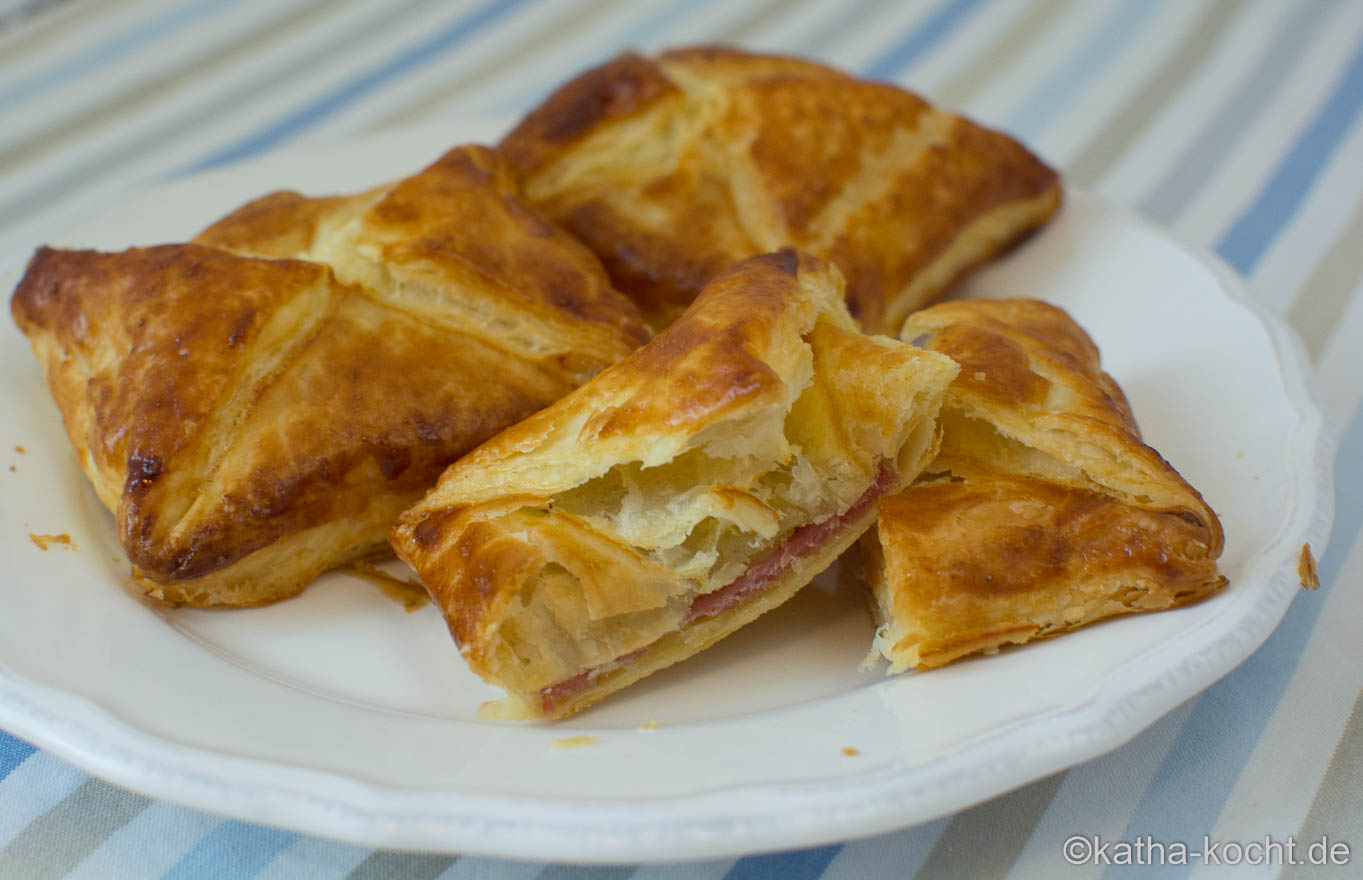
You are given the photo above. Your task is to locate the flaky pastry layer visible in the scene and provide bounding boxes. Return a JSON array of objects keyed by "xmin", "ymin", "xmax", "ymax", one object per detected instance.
[
  {"xmin": 499, "ymin": 46, "xmax": 1062, "ymax": 333},
  {"xmin": 864, "ymin": 298, "xmax": 1226, "ymax": 671},
  {"xmin": 10, "ymin": 148, "xmax": 648, "ymax": 606},
  {"xmin": 392, "ymin": 249, "xmax": 958, "ymax": 717}
]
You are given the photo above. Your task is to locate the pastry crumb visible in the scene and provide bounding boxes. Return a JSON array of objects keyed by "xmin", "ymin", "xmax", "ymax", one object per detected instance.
[
  {"xmin": 14, "ymin": 445, "xmax": 25, "ymax": 454},
  {"xmin": 1235, "ymin": 451, "xmax": 1244, "ymax": 458},
  {"xmin": 638, "ymin": 720, "xmax": 661, "ymax": 730},
  {"xmin": 476, "ymin": 699, "xmax": 535, "ymax": 721},
  {"xmin": 1299, "ymin": 543, "xmax": 1319, "ymax": 591},
  {"xmin": 30, "ymin": 533, "xmax": 75, "ymax": 551},
  {"xmin": 842, "ymin": 747, "xmax": 860, "ymax": 757},
  {"xmin": 552, "ymin": 736, "xmax": 599, "ymax": 749}
]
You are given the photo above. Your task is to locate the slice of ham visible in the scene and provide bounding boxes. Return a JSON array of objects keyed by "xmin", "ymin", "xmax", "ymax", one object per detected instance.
[
  {"xmin": 683, "ymin": 463, "xmax": 897, "ymax": 625},
  {"xmin": 538, "ymin": 463, "xmax": 897, "ymax": 713}
]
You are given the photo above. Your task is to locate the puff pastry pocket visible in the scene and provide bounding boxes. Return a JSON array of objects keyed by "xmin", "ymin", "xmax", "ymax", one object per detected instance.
[
  {"xmin": 11, "ymin": 149, "xmax": 649, "ymax": 608},
  {"xmin": 498, "ymin": 46, "xmax": 1062, "ymax": 333},
  {"xmin": 391, "ymin": 249, "xmax": 959, "ymax": 718},
  {"xmin": 193, "ymin": 145, "xmax": 654, "ymax": 386},
  {"xmin": 862, "ymin": 298, "xmax": 1227, "ymax": 672},
  {"xmin": 196, "ymin": 144, "xmax": 650, "ymax": 384}
]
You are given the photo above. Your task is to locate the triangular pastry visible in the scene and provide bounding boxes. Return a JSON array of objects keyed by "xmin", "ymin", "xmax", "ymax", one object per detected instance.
[
  {"xmin": 498, "ymin": 46, "xmax": 1062, "ymax": 333},
  {"xmin": 10, "ymin": 146, "xmax": 648, "ymax": 606},
  {"xmin": 390, "ymin": 249, "xmax": 959, "ymax": 718},
  {"xmin": 862, "ymin": 298, "xmax": 1226, "ymax": 672},
  {"xmin": 196, "ymin": 144, "xmax": 650, "ymax": 385}
]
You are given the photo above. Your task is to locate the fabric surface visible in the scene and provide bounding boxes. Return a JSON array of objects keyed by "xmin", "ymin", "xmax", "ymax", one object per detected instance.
[{"xmin": 2, "ymin": 0, "xmax": 1361, "ymax": 877}]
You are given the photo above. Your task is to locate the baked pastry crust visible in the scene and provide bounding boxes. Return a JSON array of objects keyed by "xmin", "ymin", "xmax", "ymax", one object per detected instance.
[
  {"xmin": 196, "ymin": 144, "xmax": 650, "ymax": 384},
  {"xmin": 391, "ymin": 249, "xmax": 959, "ymax": 718},
  {"xmin": 864, "ymin": 298, "xmax": 1226, "ymax": 671},
  {"xmin": 11, "ymin": 146, "xmax": 648, "ymax": 606},
  {"xmin": 499, "ymin": 46, "xmax": 1062, "ymax": 333}
]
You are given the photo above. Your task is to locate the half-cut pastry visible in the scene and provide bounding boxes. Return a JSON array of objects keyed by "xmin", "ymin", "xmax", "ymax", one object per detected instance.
[
  {"xmin": 862, "ymin": 298, "xmax": 1226, "ymax": 672},
  {"xmin": 391, "ymin": 249, "xmax": 959, "ymax": 718},
  {"xmin": 11, "ymin": 147, "xmax": 648, "ymax": 607},
  {"xmin": 498, "ymin": 46, "xmax": 1062, "ymax": 333}
]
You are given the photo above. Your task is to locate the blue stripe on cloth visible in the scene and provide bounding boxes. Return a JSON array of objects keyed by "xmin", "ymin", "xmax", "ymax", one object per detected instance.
[
  {"xmin": 723, "ymin": 844, "xmax": 843, "ymax": 880},
  {"xmin": 1104, "ymin": 402, "xmax": 1363, "ymax": 880},
  {"xmin": 0, "ymin": 730, "xmax": 36, "ymax": 783},
  {"xmin": 0, "ymin": 0, "xmax": 226, "ymax": 112},
  {"xmin": 1004, "ymin": 0, "xmax": 1160, "ymax": 140},
  {"xmin": 65, "ymin": 801, "xmax": 229, "ymax": 880},
  {"xmin": 861, "ymin": 0, "xmax": 991, "ymax": 80},
  {"xmin": 159, "ymin": 820, "xmax": 298, "ymax": 880},
  {"xmin": 182, "ymin": 0, "xmax": 534, "ymax": 174},
  {"xmin": 1217, "ymin": 32, "xmax": 1363, "ymax": 275}
]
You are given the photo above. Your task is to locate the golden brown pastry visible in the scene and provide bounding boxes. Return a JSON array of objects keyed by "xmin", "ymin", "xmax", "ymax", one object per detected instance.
[
  {"xmin": 391, "ymin": 249, "xmax": 959, "ymax": 718},
  {"xmin": 10, "ymin": 146, "xmax": 649, "ymax": 607},
  {"xmin": 196, "ymin": 145, "xmax": 649, "ymax": 385},
  {"xmin": 862, "ymin": 298, "xmax": 1226, "ymax": 672},
  {"xmin": 498, "ymin": 46, "xmax": 1062, "ymax": 334}
]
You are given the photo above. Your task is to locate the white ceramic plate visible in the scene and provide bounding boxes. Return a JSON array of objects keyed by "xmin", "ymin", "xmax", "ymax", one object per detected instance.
[{"xmin": 0, "ymin": 122, "xmax": 1333, "ymax": 863}]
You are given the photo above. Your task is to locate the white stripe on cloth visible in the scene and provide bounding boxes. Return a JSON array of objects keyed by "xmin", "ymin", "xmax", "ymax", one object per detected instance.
[
  {"xmin": 0, "ymin": 0, "xmax": 485, "ymax": 196},
  {"xmin": 1092, "ymin": 0, "xmax": 1291, "ymax": 206},
  {"xmin": 805, "ymin": 0, "xmax": 953, "ymax": 75},
  {"xmin": 1008, "ymin": 703, "xmax": 1199, "ymax": 880},
  {"xmin": 822, "ymin": 816, "xmax": 950, "ymax": 880},
  {"xmin": 1023, "ymin": 0, "xmax": 1208, "ymax": 166},
  {"xmin": 785, "ymin": 0, "xmax": 898, "ymax": 63},
  {"xmin": 432, "ymin": 856, "xmax": 548, "ymax": 879},
  {"xmin": 1315, "ymin": 285, "xmax": 1363, "ymax": 422},
  {"xmin": 357, "ymin": 0, "xmax": 676, "ymax": 131},
  {"xmin": 629, "ymin": 859, "xmax": 739, "ymax": 880},
  {"xmin": 1252, "ymin": 111, "xmax": 1363, "ymax": 317},
  {"xmin": 1, "ymin": 0, "xmax": 315, "ymax": 148},
  {"xmin": 0, "ymin": 0, "xmax": 110, "ymax": 62},
  {"xmin": 277, "ymin": 0, "xmax": 672, "ymax": 142},
  {"xmin": 436, "ymin": 0, "xmax": 770, "ymax": 123},
  {"xmin": 868, "ymin": 0, "xmax": 1019, "ymax": 97},
  {"xmin": 63, "ymin": 801, "xmax": 224, "ymax": 880},
  {"xmin": 253, "ymin": 834, "xmax": 380, "ymax": 880},
  {"xmin": 483, "ymin": 0, "xmax": 792, "ymax": 121},
  {"xmin": 0, "ymin": 0, "xmax": 449, "ymax": 263},
  {"xmin": 732, "ymin": 0, "xmax": 852, "ymax": 55},
  {"xmin": 956, "ymin": 0, "xmax": 1111, "ymax": 132},
  {"xmin": 1170, "ymin": 0, "xmax": 1363, "ymax": 247},
  {"xmin": 1001, "ymin": 0, "xmax": 1162, "ymax": 144},
  {"xmin": 1194, "ymin": 528, "xmax": 1363, "ymax": 877},
  {"xmin": 0, "ymin": 0, "xmax": 230, "ymax": 112},
  {"xmin": 0, "ymin": 751, "xmax": 88, "ymax": 848}
]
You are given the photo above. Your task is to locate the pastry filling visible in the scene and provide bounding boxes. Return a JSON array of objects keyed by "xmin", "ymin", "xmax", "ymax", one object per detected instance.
[{"xmin": 537, "ymin": 463, "xmax": 896, "ymax": 712}]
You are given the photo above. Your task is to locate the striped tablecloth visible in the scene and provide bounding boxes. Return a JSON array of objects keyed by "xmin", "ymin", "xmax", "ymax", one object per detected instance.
[{"xmin": 1, "ymin": 0, "xmax": 1359, "ymax": 877}]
